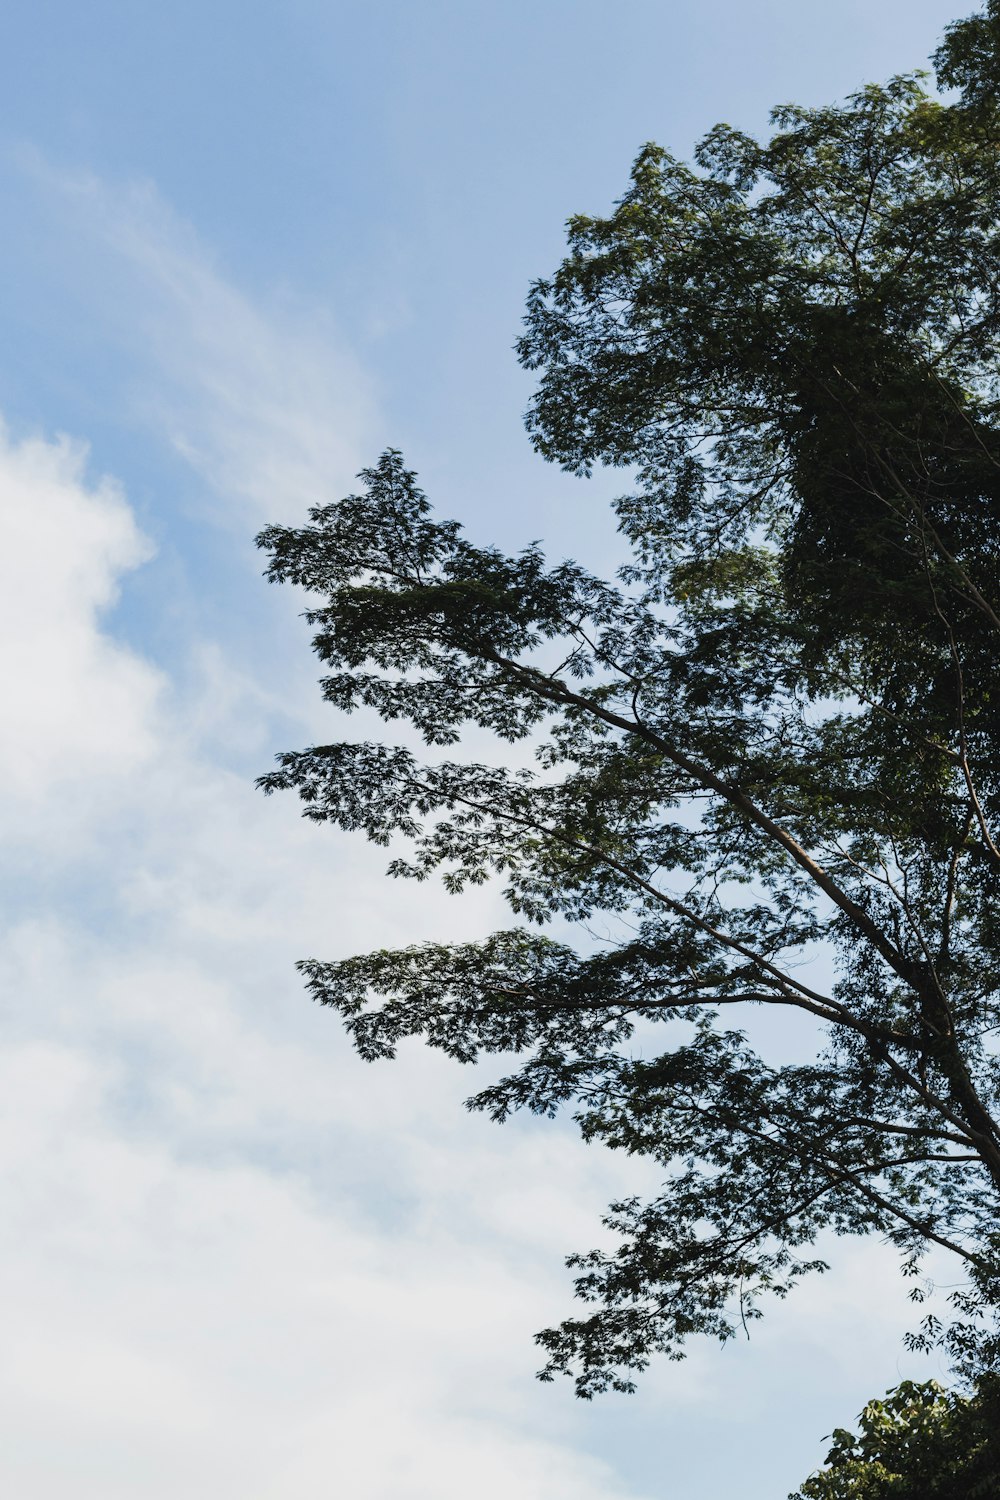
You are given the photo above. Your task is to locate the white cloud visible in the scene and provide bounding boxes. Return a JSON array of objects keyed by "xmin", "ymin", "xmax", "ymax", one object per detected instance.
[
  {"xmin": 0, "ymin": 421, "xmax": 664, "ymax": 1499},
  {"xmin": 0, "ymin": 422, "xmax": 160, "ymax": 804},
  {"xmin": 0, "ymin": 1035, "xmax": 648, "ymax": 1500}
]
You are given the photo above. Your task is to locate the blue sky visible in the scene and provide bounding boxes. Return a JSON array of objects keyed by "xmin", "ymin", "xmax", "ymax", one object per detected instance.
[{"xmin": 0, "ymin": 3, "xmax": 969, "ymax": 1497}]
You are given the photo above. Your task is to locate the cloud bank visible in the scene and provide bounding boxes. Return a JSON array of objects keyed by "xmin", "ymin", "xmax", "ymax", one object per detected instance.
[
  {"xmin": 0, "ymin": 426, "xmax": 158, "ymax": 803},
  {"xmin": 0, "ymin": 412, "xmax": 666, "ymax": 1498}
]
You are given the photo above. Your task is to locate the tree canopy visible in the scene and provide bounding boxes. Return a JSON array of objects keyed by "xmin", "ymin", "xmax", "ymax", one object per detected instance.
[
  {"xmin": 790, "ymin": 1378, "xmax": 1000, "ymax": 1499},
  {"xmin": 257, "ymin": 4, "xmax": 1000, "ymax": 1398}
]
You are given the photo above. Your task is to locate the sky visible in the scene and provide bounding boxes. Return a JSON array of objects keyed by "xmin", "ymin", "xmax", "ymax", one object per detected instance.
[{"xmin": 0, "ymin": 2, "xmax": 972, "ymax": 1497}]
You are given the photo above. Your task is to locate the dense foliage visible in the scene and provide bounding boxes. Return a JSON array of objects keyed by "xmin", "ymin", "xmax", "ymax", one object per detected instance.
[
  {"xmin": 258, "ymin": 5, "xmax": 1000, "ymax": 1397},
  {"xmin": 791, "ymin": 1378, "xmax": 1000, "ymax": 1498}
]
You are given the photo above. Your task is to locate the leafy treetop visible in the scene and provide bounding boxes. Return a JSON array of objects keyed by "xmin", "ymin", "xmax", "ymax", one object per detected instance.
[
  {"xmin": 257, "ymin": 4, "xmax": 1000, "ymax": 1398},
  {"xmin": 790, "ymin": 1377, "xmax": 1000, "ymax": 1499}
]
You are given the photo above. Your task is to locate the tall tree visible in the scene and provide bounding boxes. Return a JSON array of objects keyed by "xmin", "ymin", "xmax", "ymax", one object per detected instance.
[{"xmin": 257, "ymin": 5, "xmax": 1000, "ymax": 1397}]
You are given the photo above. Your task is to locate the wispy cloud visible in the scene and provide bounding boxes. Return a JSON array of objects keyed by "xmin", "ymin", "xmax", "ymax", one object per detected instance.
[{"xmin": 17, "ymin": 151, "xmax": 378, "ymax": 523}]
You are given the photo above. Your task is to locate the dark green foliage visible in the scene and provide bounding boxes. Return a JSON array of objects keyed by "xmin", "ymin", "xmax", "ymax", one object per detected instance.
[
  {"xmin": 791, "ymin": 1378, "xmax": 1000, "ymax": 1498},
  {"xmin": 258, "ymin": 6, "xmax": 1000, "ymax": 1398}
]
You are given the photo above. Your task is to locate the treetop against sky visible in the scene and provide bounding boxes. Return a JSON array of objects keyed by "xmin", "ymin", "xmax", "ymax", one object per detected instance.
[{"xmin": 0, "ymin": 3, "xmax": 991, "ymax": 1499}]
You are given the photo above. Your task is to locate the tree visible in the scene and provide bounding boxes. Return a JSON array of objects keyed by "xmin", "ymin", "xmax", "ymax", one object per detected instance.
[
  {"xmin": 790, "ymin": 1378, "xmax": 1000, "ymax": 1499},
  {"xmin": 257, "ymin": 5, "xmax": 1000, "ymax": 1397}
]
